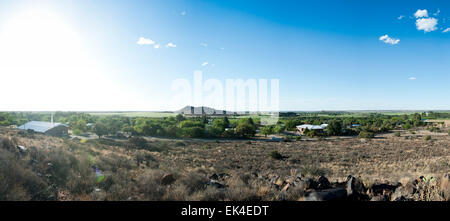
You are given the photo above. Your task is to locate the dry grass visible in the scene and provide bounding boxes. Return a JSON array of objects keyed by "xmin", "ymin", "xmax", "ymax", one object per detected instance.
[{"xmin": 1, "ymin": 126, "xmax": 448, "ymax": 201}]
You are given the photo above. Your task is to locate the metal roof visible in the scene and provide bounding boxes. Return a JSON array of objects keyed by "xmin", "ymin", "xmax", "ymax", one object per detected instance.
[
  {"xmin": 296, "ymin": 124, "xmax": 328, "ymax": 130},
  {"xmin": 18, "ymin": 121, "xmax": 68, "ymax": 133}
]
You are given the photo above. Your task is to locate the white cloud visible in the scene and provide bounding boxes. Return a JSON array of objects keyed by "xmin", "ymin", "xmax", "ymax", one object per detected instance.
[
  {"xmin": 137, "ymin": 37, "xmax": 155, "ymax": 45},
  {"xmin": 166, "ymin": 42, "xmax": 176, "ymax": 48},
  {"xmin": 416, "ymin": 18, "xmax": 438, "ymax": 32},
  {"xmin": 219, "ymin": 47, "xmax": 225, "ymax": 50},
  {"xmin": 414, "ymin": 9, "xmax": 428, "ymax": 18},
  {"xmin": 201, "ymin": 62, "xmax": 208, "ymax": 67},
  {"xmin": 443, "ymin": 28, "xmax": 450, "ymax": 33},
  {"xmin": 154, "ymin": 44, "xmax": 160, "ymax": 49},
  {"xmin": 200, "ymin": 42, "xmax": 207, "ymax": 47},
  {"xmin": 379, "ymin": 34, "xmax": 400, "ymax": 45},
  {"xmin": 409, "ymin": 77, "xmax": 416, "ymax": 80},
  {"xmin": 181, "ymin": 11, "xmax": 186, "ymax": 16},
  {"xmin": 398, "ymin": 15, "xmax": 404, "ymax": 20}
]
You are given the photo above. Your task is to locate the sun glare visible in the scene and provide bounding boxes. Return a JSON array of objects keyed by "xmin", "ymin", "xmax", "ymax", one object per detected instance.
[{"xmin": 0, "ymin": 9, "xmax": 128, "ymax": 111}]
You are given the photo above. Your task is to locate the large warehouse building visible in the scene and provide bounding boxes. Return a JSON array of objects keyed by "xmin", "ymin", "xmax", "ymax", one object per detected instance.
[{"xmin": 18, "ymin": 121, "xmax": 69, "ymax": 136}]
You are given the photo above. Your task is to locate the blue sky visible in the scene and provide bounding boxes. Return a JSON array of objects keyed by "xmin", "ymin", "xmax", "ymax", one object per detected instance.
[{"xmin": 0, "ymin": 0, "xmax": 449, "ymax": 111}]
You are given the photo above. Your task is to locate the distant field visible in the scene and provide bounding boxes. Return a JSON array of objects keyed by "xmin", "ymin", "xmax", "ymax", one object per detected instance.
[
  {"xmin": 88, "ymin": 112, "xmax": 177, "ymax": 118},
  {"xmin": 87, "ymin": 110, "xmax": 450, "ymax": 119}
]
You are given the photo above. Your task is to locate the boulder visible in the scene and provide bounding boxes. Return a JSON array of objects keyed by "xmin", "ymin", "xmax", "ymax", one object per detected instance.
[
  {"xmin": 304, "ymin": 188, "xmax": 347, "ymax": 201},
  {"xmin": 369, "ymin": 183, "xmax": 399, "ymax": 196},
  {"xmin": 207, "ymin": 180, "xmax": 226, "ymax": 189},
  {"xmin": 274, "ymin": 178, "xmax": 284, "ymax": 186},
  {"xmin": 293, "ymin": 180, "xmax": 307, "ymax": 191},
  {"xmin": 209, "ymin": 173, "xmax": 219, "ymax": 180},
  {"xmin": 300, "ymin": 178, "xmax": 318, "ymax": 189},
  {"xmin": 316, "ymin": 176, "xmax": 331, "ymax": 189},
  {"xmin": 370, "ymin": 195, "xmax": 389, "ymax": 201},
  {"xmin": 160, "ymin": 174, "xmax": 176, "ymax": 185},
  {"xmin": 282, "ymin": 183, "xmax": 290, "ymax": 191},
  {"xmin": 346, "ymin": 175, "xmax": 368, "ymax": 200},
  {"xmin": 390, "ymin": 181, "xmax": 416, "ymax": 201},
  {"xmin": 440, "ymin": 174, "xmax": 450, "ymax": 200}
]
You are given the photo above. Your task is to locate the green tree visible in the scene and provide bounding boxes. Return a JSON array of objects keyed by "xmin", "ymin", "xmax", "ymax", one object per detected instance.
[
  {"xmin": 326, "ymin": 120, "xmax": 342, "ymax": 136},
  {"xmin": 93, "ymin": 123, "xmax": 108, "ymax": 138},
  {"xmin": 273, "ymin": 124, "xmax": 285, "ymax": 134},
  {"xmin": 235, "ymin": 122, "xmax": 256, "ymax": 138},
  {"xmin": 260, "ymin": 126, "xmax": 273, "ymax": 137},
  {"xmin": 175, "ymin": 114, "xmax": 185, "ymax": 122}
]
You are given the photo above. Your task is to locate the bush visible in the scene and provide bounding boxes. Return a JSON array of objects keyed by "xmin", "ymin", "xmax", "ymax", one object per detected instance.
[
  {"xmin": 179, "ymin": 172, "xmax": 209, "ymax": 195},
  {"xmin": 0, "ymin": 148, "xmax": 53, "ymax": 200},
  {"xmin": 358, "ymin": 131, "xmax": 375, "ymax": 138},
  {"xmin": 127, "ymin": 137, "xmax": 148, "ymax": 149},
  {"xmin": 270, "ymin": 150, "xmax": 283, "ymax": 160},
  {"xmin": 300, "ymin": 165, "xmax": 328, "ymax": 177},
  {"xmin": 394, "ymin": 132, "xmax": 401, "ymax": 137},
  {"xmin": 138, "ymin": 170, "xmax": 167, "ymax": 200},
  {"xmin": 424, "ymin": 135, "xmax": 432, "ymax": 141},
  {"xmin": 235, "ymin": 122, "xmax": 256, "ymax": 138},
  {"xmin": 72, "ymin": 129, "xmax": 82, "ymax": 136}
]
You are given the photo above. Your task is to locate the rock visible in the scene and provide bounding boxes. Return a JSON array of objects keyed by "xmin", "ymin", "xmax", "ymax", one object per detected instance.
[
  {"xmin": 218, "ymin": 173, "xmax": 230, "ymax": 179},
  {"xmin": 274, "ymin": 178, "xmax": 284, "ymax": 186},
  {"xmin": 391, "ymin": 182, "xmax": 416, "ymax": 201},
  {"xmin": 285, "ymin": 177, "xmax": 295, "ymax": 184},
  {"xmin": 160, "ymin": 174, "xmax": 176, "ymax": 185},
  {"xmin": 316, "ymin": 176, "xmax": 331, "ymax": 189},
  {"xmin": 370, "ymin": 195, "xmax": 389, "ymax": 201},
  {"xmin": 440, "ymin": 174, "xmax": 450, "ymax": 200},
  {"xmin": 304, "ymin": 188, "xmax": 347, "ymax": 201},
  {"xmin": 303, "ymin": 178, "xmax": 318, "ymax": 189},
  {"xmin": 207, "ymin": 180, "xmax": 226, "ymax": 189},
  {"xmin": 369, "ymin": 183, "xmax": 399, "ymax": 196},
  {"xmin": 293, "ymin": 180, "xmax": 307, "ymax": 190},
  {"xmin": 346, "ymin": 175, "xmax": 367, "ymax": 200},
  {"xmin": 16, "ymin": 145, "xmax": 27, "ymax": 152},
  {"xmin": 209, "ymin": 173, "xmax": 219, "ymax": 180},
  {"xmin": 282, "ymin": 183, "xmax": 290, "ymax": 191}
]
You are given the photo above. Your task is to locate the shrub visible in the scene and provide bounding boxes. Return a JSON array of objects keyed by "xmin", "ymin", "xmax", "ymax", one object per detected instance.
[
  {"xmin": 270, "ymin": 150, "xmax": 283, "ymax": 160},
  {"xmin": 0, "ymin": 148, "xmax": 53, "ymax": 200},
  {"xmin": 127, "ymin": 137, "xmax": 148, "ymax": 149},
  {"xmin": 0, "ymin": 136, "xmax": 16, "ymax": 151},
  {"xmin": 424, "ymin": 135, "xmax": 432, "ymax": 141},
  {"xmin": 235, "ymin": 122, "xmax": 256, "ymax": 138},
  {"xmin": 394, "ymin": 132, "xmax": 401, "ymax": 137},
  {"xmin": 138, "ymin": 170, "xmax": 166, "ymax": 200},
  {"xmin": 179, "ymin": 172, "xmax": 209, "ymax": 195},
  {"xmin": 358, "ymin": 131, "xmax": 375, "ymax": 138},
  {"xmin": 300, "ymin": 165, "xmax": 328, "ymax": 177},
  {"xmin": 72, "ymin": 129, "xmax": 82, "ymax": 136}
]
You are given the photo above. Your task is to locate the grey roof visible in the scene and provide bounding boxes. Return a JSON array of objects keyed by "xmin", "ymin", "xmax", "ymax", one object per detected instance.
[
  {"xmin": 18, "ymin": 121, "xmax": 68, "ymax": 133},
  {"xmin": 296, "ymin": 124, "xmax": 328, "ymax": 130}
]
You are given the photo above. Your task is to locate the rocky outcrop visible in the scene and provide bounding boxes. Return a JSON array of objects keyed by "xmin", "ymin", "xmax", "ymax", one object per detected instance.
[{"xmin": 209, "ymin": 172, "xmax": 449, "ymax": 201}]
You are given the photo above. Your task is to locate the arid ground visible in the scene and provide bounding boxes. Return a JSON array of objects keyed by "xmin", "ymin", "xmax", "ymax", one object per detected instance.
[{"xmin": 1, "ymin": 126, "xmax": 449, "ymax": 201}]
